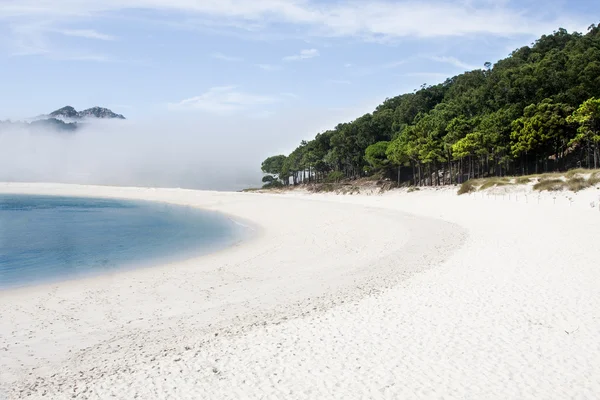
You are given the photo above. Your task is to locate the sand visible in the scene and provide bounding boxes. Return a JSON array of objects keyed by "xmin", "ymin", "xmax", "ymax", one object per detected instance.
[{"xmin": 0, "ymin": 182, "xmax": 599, "ymax": 399}]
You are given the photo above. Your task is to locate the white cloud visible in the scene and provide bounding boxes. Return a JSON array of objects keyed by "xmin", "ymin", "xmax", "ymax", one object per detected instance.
[
  {"xmin": 57, "ymin": 29, "xmax": 115, "ymax": 41},
  {"xmin": 427, "ymin": 56, "xmax": 481, "ymax": 71},
  {"xmin": 283, "ymin": 48, "xmax": 319, "ymax": 61},
  {"xmin": 210, "ymin": 52, "xmax": 242, "ymax": 62},
  {"xmin": 168, "ymin": 86, "xmax": 278, "ymax": 114},
  {"xmin": 0, "ymin": 0, "xmax": 587, "ymax": 40},
  {"xmin": 256, "ymin": 63, "xmax": 282, "ymax": 71}
]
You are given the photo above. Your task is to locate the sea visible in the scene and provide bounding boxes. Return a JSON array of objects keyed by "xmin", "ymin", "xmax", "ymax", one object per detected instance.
[{"xmin": 0, "ymin": 194, "xmax": 249, "ymax": 289}]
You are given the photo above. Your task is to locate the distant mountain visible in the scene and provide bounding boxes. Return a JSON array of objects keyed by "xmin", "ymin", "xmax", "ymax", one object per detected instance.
[
  {"xmin": 48, "ymin": 105, "xmax": 125, "ymax": 120},
  {"xmin": 0, "ymin": 106, "xmax": 126, "ymax": 133}
]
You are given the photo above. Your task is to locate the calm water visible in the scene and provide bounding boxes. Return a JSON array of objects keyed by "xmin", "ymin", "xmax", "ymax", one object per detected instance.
[{"xmin": 0, "ymin": 194, "xmax": 248, "ymax": 288}]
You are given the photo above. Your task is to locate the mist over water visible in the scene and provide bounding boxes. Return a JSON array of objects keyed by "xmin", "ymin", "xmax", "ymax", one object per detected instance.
[
  {"xmin": 0, "ymin": 104, "xmax": 376, "ymax": 191},
  {"xmin": 0, "ymin": 118, "xmax": 262, "ymax": 191}
]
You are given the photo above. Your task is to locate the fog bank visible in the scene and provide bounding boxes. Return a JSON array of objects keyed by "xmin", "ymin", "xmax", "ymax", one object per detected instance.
[{"xmin": 0, "ymin": 107, "xmax": 370, "ymax": 191}]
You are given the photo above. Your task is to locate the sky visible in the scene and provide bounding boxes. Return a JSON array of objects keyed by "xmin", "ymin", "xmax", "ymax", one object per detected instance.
[{"xmin": 0, "ymin": 0, "xmax": 598, "ymax": 190}]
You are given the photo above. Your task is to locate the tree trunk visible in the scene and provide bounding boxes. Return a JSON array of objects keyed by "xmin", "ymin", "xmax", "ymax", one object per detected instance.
[{"xmin": 468, "ymin": 156, "xmax": 472, "ymax": 180}]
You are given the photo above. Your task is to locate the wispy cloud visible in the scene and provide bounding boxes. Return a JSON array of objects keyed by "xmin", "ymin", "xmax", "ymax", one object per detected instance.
[
  {"xmin": 256, "ymin": 63, "xmax": 282, "ymax": 71},
  {"xmin": 0, "ymin": 1, "xmax": 587, "ymax": 40},
  {"xmin": 168, "ymin": 86, "xmax": 278, "ymax": 114},
  {"xmin": 427, "ymin": 56, "xmax": 481, "ymax": 71},
  {"xmin": 57, "ymin": 29, "xmax": 116, "ymax": 41},
  {"xmin": 210, "ymin": 52, "xmax": 243, "ymax": 62},
  {"xmin": 6, "ymin": 22, "xmax": 116, "ymax": 60},
  {"xmin": 283, "ymin": 48, "xmax": 319, "ymax": 61}
]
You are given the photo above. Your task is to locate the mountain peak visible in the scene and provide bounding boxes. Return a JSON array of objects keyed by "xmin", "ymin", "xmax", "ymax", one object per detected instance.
[
  {"xmin": 49, "ymin": 106, "xmax": 78, "ymax": 119},
  {"xmin": 47, "ymin": 106, "xmax": 126, "ymax": 120},
  {"xmin": 79, "ymin": 107, "xmax": 126, "ymax": 119}
]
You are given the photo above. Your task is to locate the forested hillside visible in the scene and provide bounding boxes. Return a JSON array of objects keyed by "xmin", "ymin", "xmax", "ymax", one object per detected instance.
[{"xmin": 261, "ymin": 24, "xmax": 600, "ymax": 188}]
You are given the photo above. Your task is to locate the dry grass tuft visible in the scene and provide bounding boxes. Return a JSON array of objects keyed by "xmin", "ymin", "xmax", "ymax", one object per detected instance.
[
  {"xmin": 566, "ymin": 177, "xmax": 589, "ymax": 192},
  {"xmin": 458, "ymin": 180, "xmax": 476, "ymax": 195},
  {"xmin": 564, "ymin": 168, "xmax": 588, "ymax": 178},
  {"xmin": 479, "ymin": 177, "xmax": 511, "ymax": 190},
  {"xmin": 515, "ymin": 176, "xmax": 534, "ymax": 184},
  {"xmin": 533, "ymin": 179, "xmax": 565, "ymax": 191},
  {"xmin": 531, "ymin": 176, "xmax": 595, "ymax": 192}
]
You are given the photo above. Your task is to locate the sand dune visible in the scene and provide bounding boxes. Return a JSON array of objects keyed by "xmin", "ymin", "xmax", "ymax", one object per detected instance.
[{"xmin": 1, "ymin": 182, "xmax": 599, "ymax": 399}]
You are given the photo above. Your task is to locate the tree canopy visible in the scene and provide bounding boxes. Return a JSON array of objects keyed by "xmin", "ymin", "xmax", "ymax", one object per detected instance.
[{"xmin": 261, "ymin": 24, "xmax": 600, "ymax": 187}]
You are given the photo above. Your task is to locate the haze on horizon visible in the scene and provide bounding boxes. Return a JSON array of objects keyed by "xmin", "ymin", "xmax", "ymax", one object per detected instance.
[
  {"xmin": 0, "ymin": 108, "xmax": 370, "ymax": 191},
  {"xmin": 0, "ymin": 0, "xmax": 598, "ymax": 190}
]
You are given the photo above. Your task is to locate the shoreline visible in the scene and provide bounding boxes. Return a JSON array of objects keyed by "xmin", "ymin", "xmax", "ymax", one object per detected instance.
[{"xmin": 0, "ymin": 183, "xmax": 465, "ymax": 398}]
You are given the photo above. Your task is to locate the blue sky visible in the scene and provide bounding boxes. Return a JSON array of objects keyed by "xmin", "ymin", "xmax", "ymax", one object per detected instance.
[
  {"xmin": 0, "ymin": 1, "xmax": 599, "ymax": 190},
  {"xmin": 1, "ymin": 0, "xmax": 597, "ymax": 121}
]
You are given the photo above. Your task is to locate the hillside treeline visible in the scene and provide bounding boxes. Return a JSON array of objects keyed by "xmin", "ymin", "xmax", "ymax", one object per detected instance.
[{"xmin": 261, "ymin": 25, "xmax": 600, "ymax": 187}]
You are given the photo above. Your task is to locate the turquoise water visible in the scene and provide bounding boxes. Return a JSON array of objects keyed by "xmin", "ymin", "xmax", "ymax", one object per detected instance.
[{"xmin": 0, "ymin": 194, "xmax": 248, "ymax": 289}]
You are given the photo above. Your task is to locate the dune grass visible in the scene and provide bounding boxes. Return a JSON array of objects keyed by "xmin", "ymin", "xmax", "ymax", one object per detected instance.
[
  {"xmin": 532, "ymin": 179, "xmax": 565, "ymax": 191},
  {"xmin": 458, "ymin": 169, "xmax": 600, "ymax": 195},
  {"xmin": 533, "ymin": 175, "xmax": 598, "ymax": 192},
  {"xmin": 515, "ymin": 176, "xmax": 534, "ymax": 184},
  {"xmin": 457, "ymin": 181, "xmax": 477, "ymax": 195},
  {"xmin": 458, "ymin": 177, "xmax": 510, "ymax": 195},
  {"xmin": 479, "ymin": 177, "xmax": 511, "ymax": 190}
]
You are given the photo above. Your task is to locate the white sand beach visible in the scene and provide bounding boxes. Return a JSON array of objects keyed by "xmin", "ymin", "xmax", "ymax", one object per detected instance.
[{"xmin": 1, "ymin": 182, "xmax": 600, "ymax": 399}]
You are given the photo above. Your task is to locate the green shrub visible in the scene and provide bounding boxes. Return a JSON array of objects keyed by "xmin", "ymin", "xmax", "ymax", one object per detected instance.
[
  {"xmin": 262, "ymin": 180, "xmax": 284, "ymax": 189},
  {"xmin": 325, "ymin": 171, "xmax": 345, "ymax": 183}
]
